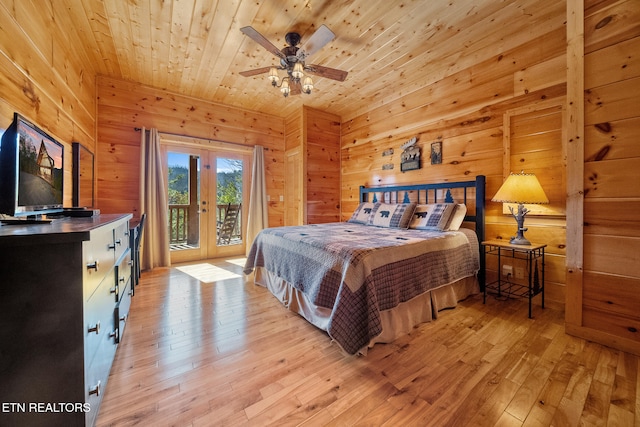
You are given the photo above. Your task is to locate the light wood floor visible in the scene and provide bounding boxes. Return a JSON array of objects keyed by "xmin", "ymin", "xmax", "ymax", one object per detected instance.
[{"xmin": 97, "ymin": 258, "xmax": 640, "ymax": 426}]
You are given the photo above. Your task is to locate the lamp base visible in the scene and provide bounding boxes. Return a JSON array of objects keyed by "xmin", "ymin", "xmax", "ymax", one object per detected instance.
[
  {"xmin": 509, "ymin": 235, "xmax": 531, "ymax": 245},
  {"xmin": 508, "ymin": 203, "xmax": 532, "ymax": 245}
]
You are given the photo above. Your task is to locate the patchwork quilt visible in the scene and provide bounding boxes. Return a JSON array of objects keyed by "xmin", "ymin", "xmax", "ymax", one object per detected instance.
[{"xmin": 244, "ymin": 222, "xmax": 479, "ymax": 354}]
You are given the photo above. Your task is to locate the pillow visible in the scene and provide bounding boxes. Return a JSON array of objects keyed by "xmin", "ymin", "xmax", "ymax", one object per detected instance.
[
  {"xmin": 445, "ymin": 204, "xmax": 467, "ymax": 231},
  {"xmin": 347, "ymin": 202, "xmax": 377, "ymax": 224},
  {"xmin": 367, "ymin": 202, "xmax": 416, "ymax": 228},
  {"xmin": 409, "ymin": 203, "xmax": 456, "ymax": 231}
]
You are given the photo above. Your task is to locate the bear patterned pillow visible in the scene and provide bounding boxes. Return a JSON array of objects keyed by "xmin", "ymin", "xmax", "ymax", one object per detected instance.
[
  {"xmin": 347, "ymin": 202, "xmax": 377, "ymax": 224},
  {"xmin": 367, "ymin": 203, "xmax": 417, "ymax": 228},
  {"xmin": 409, "ymin": 203, "xmax": 456, "ymax": 231}
]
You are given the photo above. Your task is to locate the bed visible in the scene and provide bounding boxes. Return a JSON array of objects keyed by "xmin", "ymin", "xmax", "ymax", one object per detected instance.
[{"xmin": 244, "ymin": 176, "xmax": 486, "ymax": 355}]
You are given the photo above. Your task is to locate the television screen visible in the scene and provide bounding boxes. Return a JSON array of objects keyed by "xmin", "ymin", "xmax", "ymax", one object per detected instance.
[{"xmin": 0, "ymin": 113, "xmax": 64, "ymax": 217}]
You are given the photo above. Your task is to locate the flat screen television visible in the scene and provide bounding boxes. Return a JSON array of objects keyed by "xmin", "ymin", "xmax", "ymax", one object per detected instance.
[{"xmin": 0, "ymin": 113, "xmax": 64, "ymax": 220}]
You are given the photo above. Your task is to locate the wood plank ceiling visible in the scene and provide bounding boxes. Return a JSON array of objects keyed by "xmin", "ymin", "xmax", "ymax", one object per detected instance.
[{"xmin": 66, "ymin": 0, "xmax": 564, "ymax": 120}]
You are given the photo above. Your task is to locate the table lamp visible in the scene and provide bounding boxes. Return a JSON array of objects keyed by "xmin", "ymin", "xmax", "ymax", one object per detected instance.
[{"xmin": 492, "ymin": 171, "xmax": 549, "ymax": 245}]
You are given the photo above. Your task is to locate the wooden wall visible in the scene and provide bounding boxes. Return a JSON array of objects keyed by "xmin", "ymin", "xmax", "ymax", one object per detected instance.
[
  {"xmin": 0, "ymin": 0, "xmax": 98, "ymax": 207},
  {"xmin": 284, "ymin": 109, "xmax": 304, "ymax": 225},
  {"xmin": 341, "ymin": 26, "xmax": 568, "ymax": 308},
  {"xmin": 566, "ymin": 0, "xmax": 640, "ymax": 356},
  {"xmin": 305, "ymin": 107, "xmax": 341, "ymax": 224},
  {"xmin": 284, "ymin": 106, "xmax": 341, "ymax": 225},
  {"xmin": 96, "ymin": 76, "xmax": 286, "ymax": 227},
  {"xmin": 302, "ymin": 106, "xmax": 341, "ymax": 224}
]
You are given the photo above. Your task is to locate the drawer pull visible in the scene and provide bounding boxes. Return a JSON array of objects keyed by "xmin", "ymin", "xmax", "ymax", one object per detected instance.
[
  {"xmin": 89, "ymin": 381, "xmax": 101, "ymax": 397},
  {"xmin": 109, "ymin": 330, "xmax": 118, "ymax": 341},
  {"xmin": 119, "ymin": 276, "xmax": 126, "ymax": 283},
  {"xmin": 87, "ymin": 322, "xmax": 100, "ymax": 335},
  {"xmin": 108, "ymin": 243, "xmax": 116, "ymax": 250},
  {"xmin": 115, "ymin": 239, "xmax": 122, "ymax": 246},
  {"xmin": 120, "ymin": 314, "xmax": 127, "ymax": 322},
  {"xmin": 110, "ymin": 285, "xmax": 119, "ymax": 295},
  {"xmin": 86, "ymin": 260, "xmax": 99, "ymax": 271}
]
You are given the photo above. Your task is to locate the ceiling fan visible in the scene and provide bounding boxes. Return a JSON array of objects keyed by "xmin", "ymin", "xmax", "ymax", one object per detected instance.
[{"xmin": 239, "ymin": 25, "xmax": 348, "ymax": 97}]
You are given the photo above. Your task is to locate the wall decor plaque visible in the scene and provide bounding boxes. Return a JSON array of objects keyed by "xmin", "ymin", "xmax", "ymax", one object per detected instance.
[
  {"xmin": 431, "ymin": 141, "xmax": 442, "ymax": 165},
  {"xmin": 400, "ymin": 137, "xmax": 420, "ymax": 172}
]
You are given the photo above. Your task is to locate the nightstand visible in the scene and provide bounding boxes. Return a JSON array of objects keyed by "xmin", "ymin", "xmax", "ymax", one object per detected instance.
[{"xmin": 482, "ymin": 239, "xmax": 546, "ymax": 318}]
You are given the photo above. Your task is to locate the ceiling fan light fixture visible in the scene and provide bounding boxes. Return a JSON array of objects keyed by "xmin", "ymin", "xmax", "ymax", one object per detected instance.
[
  {"xmin": 292, "ymin": 62, "xmax": 304, "ymax": 80},
  {"xmin": 303, "ymin": 76, "xmax": 313, "ymax": 94},
  {"xmin": 280, "ymin": 78, "xmax": 290, "ymax": 97},
  {"xmin": 268, "ymin": 67, "xmax": 279, "ymax": 86},
  {"xmin": 240, "ymin": 25, "xmax": 347, "ymax": 99}
]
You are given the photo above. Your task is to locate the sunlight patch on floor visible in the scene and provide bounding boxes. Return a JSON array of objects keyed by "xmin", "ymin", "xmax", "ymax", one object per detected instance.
[
  {"xmin": 175, "ymin": 263, "xmax": 242, "ymax": 283},
  {"xmin": 224, "ymin": 257, "xmax": 247, "ymax": 267}
]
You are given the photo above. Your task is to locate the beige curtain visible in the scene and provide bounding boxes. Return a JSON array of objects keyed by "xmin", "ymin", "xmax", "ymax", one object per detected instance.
[
  {"xmin": 139, "ymin": 127, "xmax": 171, "ymax": 269},
  {"xmin": 246, "ymin": 145, "xmax": 268, "ymax": 255}
]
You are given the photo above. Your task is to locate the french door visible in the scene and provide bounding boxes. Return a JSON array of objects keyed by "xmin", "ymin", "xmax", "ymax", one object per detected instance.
[{"xmin": 162, "ymin": 142, "xmax": 251, "ymax": 264}]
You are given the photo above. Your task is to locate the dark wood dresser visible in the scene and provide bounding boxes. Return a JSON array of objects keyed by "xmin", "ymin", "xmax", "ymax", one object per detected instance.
[{"xmin": 0, "ymin": 214, "xmax": 133, "ymax": 426}]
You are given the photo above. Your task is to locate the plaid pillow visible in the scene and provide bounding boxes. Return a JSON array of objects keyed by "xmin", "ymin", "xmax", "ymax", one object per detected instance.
[
  {"xmin": 347, "ymin": 202, "xmax": 377, "ymax": 224},
  {"xmin": 445, "ymin": 204, "xmax": 467, "ymax": 231},
  {"xmin": 409, "ymin": 203, "xmax": 456, "ymax": 231},
  {"xmin": 367, "ymin": 203, "xmax": 417, "ymax": 228}
]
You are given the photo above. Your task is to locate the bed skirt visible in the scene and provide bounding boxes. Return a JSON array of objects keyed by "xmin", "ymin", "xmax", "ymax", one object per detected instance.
[{"xmin": 249, "ymin": 267, "xmax": 479, "ymax": 352}]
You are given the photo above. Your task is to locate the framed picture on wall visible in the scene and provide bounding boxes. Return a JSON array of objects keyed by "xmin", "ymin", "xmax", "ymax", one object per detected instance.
[
  {"xmin": 72, "ymin": 142, "xmax": 95, "ymax": 208},
  {"xmin": 431, "ymin": 141, "xmax": 442, "ymax": 165}
]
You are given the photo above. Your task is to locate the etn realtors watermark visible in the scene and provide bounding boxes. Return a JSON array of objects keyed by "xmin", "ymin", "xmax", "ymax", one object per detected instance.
[{"xmin": 2, "ymin": 402, "xmax": 91, "ymax": 413}]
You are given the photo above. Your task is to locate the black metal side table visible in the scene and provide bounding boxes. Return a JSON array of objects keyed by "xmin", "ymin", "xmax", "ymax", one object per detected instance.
[{"xmin": 482, "ymin": 239, "xmax": 546, "ymax": 318}]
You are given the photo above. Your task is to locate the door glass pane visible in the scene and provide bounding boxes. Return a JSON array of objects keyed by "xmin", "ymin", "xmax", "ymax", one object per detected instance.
[
  {"xmin": 168, "ymin": 152, "xmax": 200, "ymax": 251},
  {"xmin": 216, "ymin": 157, "xmax": 243, "ymax": 247}
]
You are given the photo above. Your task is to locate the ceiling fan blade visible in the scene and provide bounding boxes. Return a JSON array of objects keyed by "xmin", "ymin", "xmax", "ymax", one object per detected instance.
[
  {"xmin": 239, "ymin": 66, "xmax": 273, "ymax": 77},
  {"xmin": 305, "ymin": 64, "xmax": 348, "ymax": 82},
  {"xmin": 240, "ymin": 26, "xmax": 285, "ymax": 59},
  {"xmin": 297, "ymin": 25, "xmax": 335, "ymax": 60}
]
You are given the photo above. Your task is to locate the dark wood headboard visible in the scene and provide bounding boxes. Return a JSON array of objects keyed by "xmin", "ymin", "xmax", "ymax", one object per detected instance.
[{"xmin": 359, "ymin": 175, "xmax": 486, "ymax": 288}]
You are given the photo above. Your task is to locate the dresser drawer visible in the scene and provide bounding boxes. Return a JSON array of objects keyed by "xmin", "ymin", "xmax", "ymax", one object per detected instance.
[
  {"xmin": 85, "ymin": 309, "xmax": 118, "ymax": 427},
  {"xmin": 114, "ymin": 248, "xmax": 132, "ymax": 302},
  {"xmin": 84, "ymin": 274, "xmax": 119, "ymax": 366},
  {"xmin": 114, "ymin": 219, "xmax": 130, "ymax": 262},
  {"xmin": 115, "ymin": 280, "xmax": 133, "ymax": 343},
  {"xmin": 83, "ymin": 227, "xmax": 117, "ymax": 300}
]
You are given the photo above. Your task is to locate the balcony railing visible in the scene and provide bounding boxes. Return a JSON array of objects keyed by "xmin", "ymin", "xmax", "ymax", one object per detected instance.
[
  {"xmin": 168, "ymin": 204, "xmax": 242, "ymax": 249},
  {"xmin": 169, "ymin": 205, "xmax": 190, "ymax": 245}
]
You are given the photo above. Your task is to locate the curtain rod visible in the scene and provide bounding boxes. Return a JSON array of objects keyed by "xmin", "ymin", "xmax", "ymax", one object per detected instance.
[{"xmin": 134, "ymin": 127, "xmax": 268, "ymax": 150}]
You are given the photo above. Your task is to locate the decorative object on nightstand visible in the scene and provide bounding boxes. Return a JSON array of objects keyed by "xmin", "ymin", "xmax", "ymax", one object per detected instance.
[{"xmin": 492, "ymin": 171, "xmax": 549, "ymax": 245}]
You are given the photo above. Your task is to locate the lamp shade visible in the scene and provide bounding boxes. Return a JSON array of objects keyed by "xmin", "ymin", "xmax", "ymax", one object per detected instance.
[
  {"xmin": 302, "ymin": 76, "xmax": 313, "ymax": 93},
  {"xmin": 292, "ymin": 62, "xmax": 304, "ymax": 79},
  {"xmin": 492, "ymin": 172, "xmax": 549, "ymax": 204},
  {"xmin": 280, "ymin": 78, "xmax": 290, "ymax": 96},
  {"xmin": 268, "ymin": 67, "xmax": 279, "ymax": 83}
]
